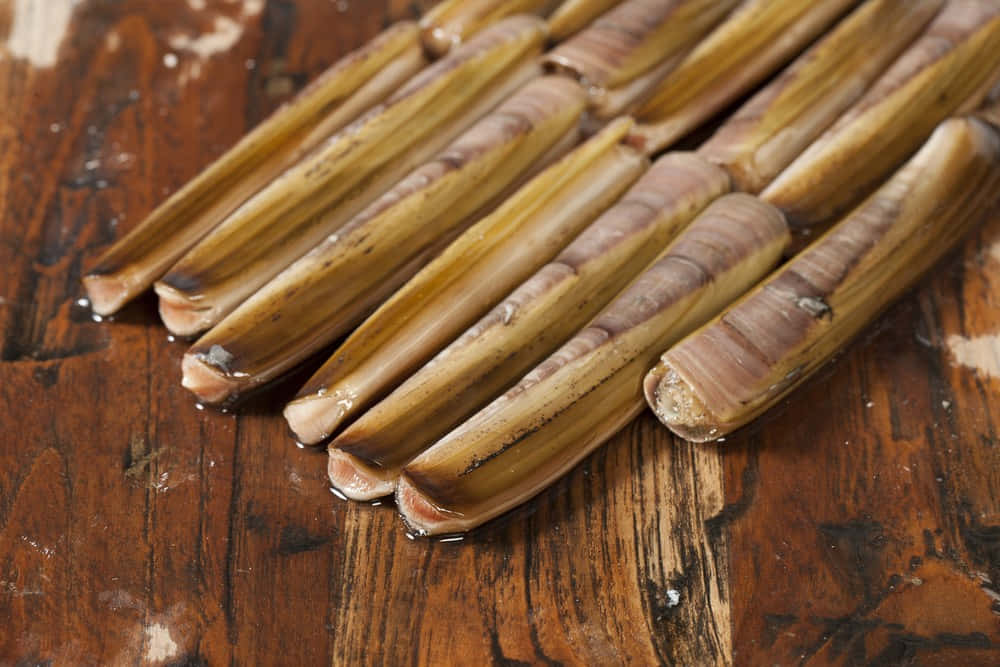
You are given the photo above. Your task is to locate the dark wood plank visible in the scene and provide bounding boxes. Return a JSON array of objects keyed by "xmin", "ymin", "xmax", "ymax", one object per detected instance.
[{"xmin": 1, "ymin": 1, "xmax": 999, "ymax": 665}]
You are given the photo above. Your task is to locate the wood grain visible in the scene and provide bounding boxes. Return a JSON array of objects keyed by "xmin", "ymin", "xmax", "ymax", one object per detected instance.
[{"xmin": 0, "ymin": 1, "xmax": 997, "ymax": 665}]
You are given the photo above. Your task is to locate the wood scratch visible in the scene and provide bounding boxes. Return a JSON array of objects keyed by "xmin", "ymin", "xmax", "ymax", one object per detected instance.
[{"xmin": 124, "ymin": 438, "xmax": 167, "ymax": 480}]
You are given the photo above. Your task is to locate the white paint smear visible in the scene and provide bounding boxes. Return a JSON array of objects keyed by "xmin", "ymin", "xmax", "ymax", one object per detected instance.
[
  {"xmin": 145, "ymin": 623, "xmax": 179, "ymax": 663},
  {"xmin": 5, "ymin": 0, "xmax": 80, "ymax": 67},
  {"xmin": 242, "ymin": 0, "xmax": 266, "ymax": 15},
  {"xmin": 167, "ymin": 0, "xmax": 265, "ymax": 66},
  {"xmin": 947, "ymin": 334, "xmax": 1000, "ymax": 380},
  {"xmin": 168, "ymin": 15, "xmax": 244, "ymax": 60}
]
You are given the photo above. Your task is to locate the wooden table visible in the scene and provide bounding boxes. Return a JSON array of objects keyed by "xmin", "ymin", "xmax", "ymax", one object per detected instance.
[{"xmin": 2, "ymin": 1, "xmax": 999, "ymax": 664}]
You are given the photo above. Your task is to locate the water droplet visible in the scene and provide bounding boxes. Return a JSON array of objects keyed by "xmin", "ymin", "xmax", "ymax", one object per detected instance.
[
  {"xmin": 295, "ymin": 441, "xmax": 305, "ymax": 449},
  {"xmin": 166, "ymin": 334, "xmax": 176, "ymax": 343},
  {"xmin": 163, "ymin": 53, "xmax": 179, "ymax": 68},
  {"xmin": 329, "ymin": 487, "xmax": 348, "ymax": 501},
  {"xmin": 91, "ymin": 313, "xmax": 104, "ymax": 323},
  {"xmin": 437, "ymin": 534, "xmax": 465, "ymax": 544},
  {"xmin": 76, "ymin": 297, "xmax": 90, "ymax": 308},
  {"xmin": 195, "ymin": 402, "xmax": 206, "ymax": 411}
]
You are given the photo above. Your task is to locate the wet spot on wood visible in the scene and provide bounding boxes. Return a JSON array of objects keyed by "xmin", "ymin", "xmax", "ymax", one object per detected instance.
[{"xmin": 277, "ymin": 524, "xmax": 330, "ymax": 555}]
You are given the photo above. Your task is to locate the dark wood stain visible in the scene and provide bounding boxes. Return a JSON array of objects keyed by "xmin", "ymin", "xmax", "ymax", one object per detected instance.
[{"xmin": 2, "ymin": 2, "xmax": 999, "ymax": 665}]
